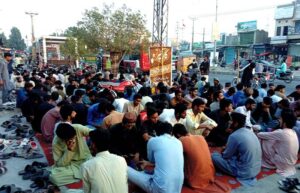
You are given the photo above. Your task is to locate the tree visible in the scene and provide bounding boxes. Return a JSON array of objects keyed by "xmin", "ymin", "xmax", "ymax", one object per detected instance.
[
  {"xmin": 7, "ymin": 27, "xmax": 26, "ymax": 50},
  {"xmin": 0, "ymin": 33, "xmax": 8, "ymax": 47},
  {"xmin": 62, "ymin": 4, "xmax": 150, "ymax": 57}
]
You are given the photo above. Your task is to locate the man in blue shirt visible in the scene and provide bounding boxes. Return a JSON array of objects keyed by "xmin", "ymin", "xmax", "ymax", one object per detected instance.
[
  {"xmin": 128, "ymin": 122, "xmax": 184, "ymax": 193},
  {"xmin": 276, "ymin": 59, "xmax": 287, "ymax": 77},
  {"xmin": 87, "ymin": 99, "xmax": 108, "ymax": 129},
  {"xmin": 16, "ymin": 82, "xmax": 34, "ymax": 108},
  {"xmin": 212, "ymin": 112, "xmax": 262, "ymax": 186}
]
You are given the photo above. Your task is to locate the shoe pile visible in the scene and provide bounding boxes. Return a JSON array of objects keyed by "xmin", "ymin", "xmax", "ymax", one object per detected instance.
[
  {"xmin": 0, "ymin": 115, "xmax": 43, "ymax": 160},
  {"xmin": 0, "ymin": 102, "xmax": 16, "ymax": 112},
  {"xmin": 279, "ymin": 178, "xmax": 300, "ymax": 193},
  {"xmin": 18, "ymin": 161, "xmax": 50, "ymax": 191}
]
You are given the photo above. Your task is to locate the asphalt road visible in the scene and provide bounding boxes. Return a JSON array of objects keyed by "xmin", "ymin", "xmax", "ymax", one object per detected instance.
[{"xmin": 208, "ymin": 73, "xmax": 300, "ymax": 95}]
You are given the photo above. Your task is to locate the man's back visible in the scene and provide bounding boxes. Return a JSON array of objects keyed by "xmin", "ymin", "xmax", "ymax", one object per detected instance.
[
  {"xmin": 82, "ymin": 151, "xmax": 128, "ymax": 193},
  {"xmin": 180, "ymin": 135, "xmax": 214, "ymax": 189},
  {"xmin": 223, "ymin": 128, "xmax": 262, "ymax": 179},
  {"xmin": 148, "ymin": 134, "xmax": 184, "ymax": 193}
]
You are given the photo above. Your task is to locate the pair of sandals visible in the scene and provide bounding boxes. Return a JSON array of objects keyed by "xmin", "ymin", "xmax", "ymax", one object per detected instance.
[{"xmin": 278, "ymin": 178, "xmax": 300, "ymax": 193}]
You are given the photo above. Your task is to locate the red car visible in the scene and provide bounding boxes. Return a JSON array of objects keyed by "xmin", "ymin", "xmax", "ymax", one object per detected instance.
[{"xmin": 98, "ymin": 80, "xmax": 134, "ymax": 92}]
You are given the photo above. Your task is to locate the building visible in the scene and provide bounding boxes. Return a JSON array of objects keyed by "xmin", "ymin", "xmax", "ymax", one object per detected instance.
[{"xmin": 271, "ymin": 0, "xmax": 300, "ymax": 66}]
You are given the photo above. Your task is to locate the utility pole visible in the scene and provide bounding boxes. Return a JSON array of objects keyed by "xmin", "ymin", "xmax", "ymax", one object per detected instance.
[
  {"xmin": 202, "ymin": 28, "xmax": 205, "ymax": 58},
  {"xmin": 152, "ymin": 0, "xmax": 169, "ymax": 46},
  {"xmin": 213, "ymin": 0, "xmax": 218, "ymax": 66},
  {"xmin": 25, "ymin": 12, "xmax": 38, "ymax": 64},
  {"xmin": 190, "ymin": 17, "xmax": 197, "ymax": 52}
]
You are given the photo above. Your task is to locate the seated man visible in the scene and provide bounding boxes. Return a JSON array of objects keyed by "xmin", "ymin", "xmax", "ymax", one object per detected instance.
[
  {"xmin": 212, "ymin": 112, "xmax": 262, "ymax": 186},
  {"xmin": 87, "ymin": 99, "xmax": 108, "ymax": 129},
  {"xmin": 186, "ymin": 98, "xmax": 217, "ymax": 136},
  {"xmin": 159, "ymin": 103, "xmax": 187, "ymax": 127},
  {"xmin": 252, "ymin": 97, "xmax": 277, "ymax": 131},
  {"xmin": 123, "ymin": 94, "xmax": 144, "ymax": 117},
  {"xmin": 109, "ymin": 112, "xmax": 140, "ymax": 164},
  {"xmin": 257, "ymin": 109, "xmax": 299, "ymax": 177},
  {"xmin": 81, "ymin": 129, "xmax": 128, "ymax": 193},
  {"xmin": 102, "ymin": 103, "xmax": 124, "ymax": 129},
  {"xmin": 173, "ymin": 124, "xmax": 231, "ymax": 193},
  {"xmin": 50, "ymin": 123, "xmax": 91, "ymax": 186},
  {"xmin": 128, "ymin": 122, "xmax": 184, "ymax": 193},
  {"xmin": 207, "ymin": 99, "xmax": 233, "ymax": 146}
]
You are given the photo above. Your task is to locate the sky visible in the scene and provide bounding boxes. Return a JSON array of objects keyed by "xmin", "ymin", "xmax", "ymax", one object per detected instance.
[{"xmin": 0, "ymin": 0, "xmax": 293, "ymax": 45}]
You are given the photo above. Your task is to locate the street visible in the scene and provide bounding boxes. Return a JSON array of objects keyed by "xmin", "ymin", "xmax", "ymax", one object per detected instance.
[{"xmin": 209, "ymin": 73, "xmax": 300, "ymax": 95}]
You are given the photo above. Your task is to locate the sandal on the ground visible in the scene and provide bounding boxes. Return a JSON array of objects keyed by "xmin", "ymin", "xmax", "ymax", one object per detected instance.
[
  {"xmin": 0, "ymin": 167, "xmax": 7, "ymax": 176},
  {"xmin": 0, "ymin": 152, "xmax": 17, "ymax": 159},
  {"xmin": 0, "ymin": 161, "xmax": 5, "ymax": 167},
  {"xmin": 32, "ymin": 161, "xmax": 48, "ymax": 168}
]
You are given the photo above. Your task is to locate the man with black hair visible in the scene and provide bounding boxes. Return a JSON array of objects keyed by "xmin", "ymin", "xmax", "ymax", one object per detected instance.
[
  {"xmin": 173, "ymin": 124, "xmax": 231, "ymax": 193},
  {"xmin": 258, "ymin": 83, "xmax": 268, "ymax": 98},
  {"xmin": 186, "ymin": 98, "xmax": 217, "ymax": 136},
  {"xmin": 87, "ymin": 99, "xmax": 109, "ymax": 129},
  {"xmin": 232, "ymin": 83, "xmax": 245, "ymax": 108},
  {"xmin": 71, "ymin": 95, "xmax": 87, "ymax": 125},
  {"xmin": 258, "ymin": 110, "xmax": 299, "ymax": 177},
  {"xmin": 102, "ymin": 103, "xmax": 124, "ymax": 129},
  {"xmin": 252, "ymin": 97, "xmax": 277, "ymax": 131},
  {"xmin": 16, "ymin": 82, "xmax": 34, "ymax": 108},
  {"xmin": 159, "ymin": 103, "xmax": 187, "ymax": 127},
  {"xmin": 123, "ymin": 94, "xmax": 144, "ymax": 116},
  {"xmin": 207, "ymin": 99, "xmax": 233, "ymax": 146},
  {"xmin": 235, "ymin": 98, "xmax": 256, "ymax": 129},
  {"xmin": 212, "ymin": 112, "xmax": 262, "ymax": 185},
  {"xmin": 81, "ymin": 129, "xmax": 128, "ymax": 193},
  {"xmin": 109, "ymin": 112, "xmax": 140, "ymax": 164},
  {"xmin": 0, "ymin": 53, "xmax": 14, "ymax": 103},
  {"xmin": 128, "ymin": 122, "xmax": 184, "ymax": 193},
  {"xmin": 34, "ymin": 95, "xmax": 55, "ymax": 133},
  {"xmin": 288, "ymin": 85, "xmax": 300, "ymax": 101},
  {"xmin": 50, "ymin": 123, "xmax": 91, "ymax": 186}
]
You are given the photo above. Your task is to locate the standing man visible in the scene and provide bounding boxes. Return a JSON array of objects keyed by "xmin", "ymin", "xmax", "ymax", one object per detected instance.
[
  {"xmin": 0, "ymin": 53, "xmax": 14, "ymax": 104},
  {"xmin": 200, "ymin": 55, "xmax": 210, "ymax": 81}
]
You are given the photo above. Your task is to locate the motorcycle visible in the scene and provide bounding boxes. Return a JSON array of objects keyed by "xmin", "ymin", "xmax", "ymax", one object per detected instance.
[{"xmin": 269, "ymin": 69, "xmax": 294, "ymax": 83}]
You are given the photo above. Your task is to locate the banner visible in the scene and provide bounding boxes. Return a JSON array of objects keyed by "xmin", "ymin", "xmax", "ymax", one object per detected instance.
[
  {"xmin": 237, "ymin": 21, "xmax": 257, "ymax": 32},
  {"xmin": 150, "ymin": 47, "xmax": 172, "ymax": 86}
]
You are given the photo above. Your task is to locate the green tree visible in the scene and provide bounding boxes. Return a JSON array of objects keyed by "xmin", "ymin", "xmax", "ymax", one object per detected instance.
[
  {"xmin": 0, "ymin": 33, "xmax": 8, "ymax": 47},
  {"xmin": 7, "ymin": 27, "xmax": 26, "ymax": 50},
  {"xmin": 62, "ymin": 4, "xmax": 150, "ymax": 58}
]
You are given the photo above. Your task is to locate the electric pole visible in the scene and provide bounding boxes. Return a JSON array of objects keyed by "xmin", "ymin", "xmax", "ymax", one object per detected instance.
[
  {"xmin": 190, "ymin": 17, "xmax": 197, "ymax": 52},
  {"xmin": 152, "ymin": 0, "xmax": 169, "ymax": 46},
  {"xmin": 213, "ymin": 0, "xmax": 218, "ymax": 66},
  {"xmin": 25, "ymin": 11, "xmax": 38, "ymax": 63}
]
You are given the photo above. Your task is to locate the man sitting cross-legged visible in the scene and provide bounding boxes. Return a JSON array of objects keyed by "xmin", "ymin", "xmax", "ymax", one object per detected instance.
[
  {"xmin": 212, "ymin": 112, "xmax": 262, "ymax": 186},
  {"xmin": 173, "ymin": 123, "xmax": 231, "ymax": 193},
  {"xmin": 128, "ymin": 122, "xmax": 184, "ymax": 193},
  {"xmin": 81, "ymin": 128, "xmax": 128, "ymax": 193}
]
